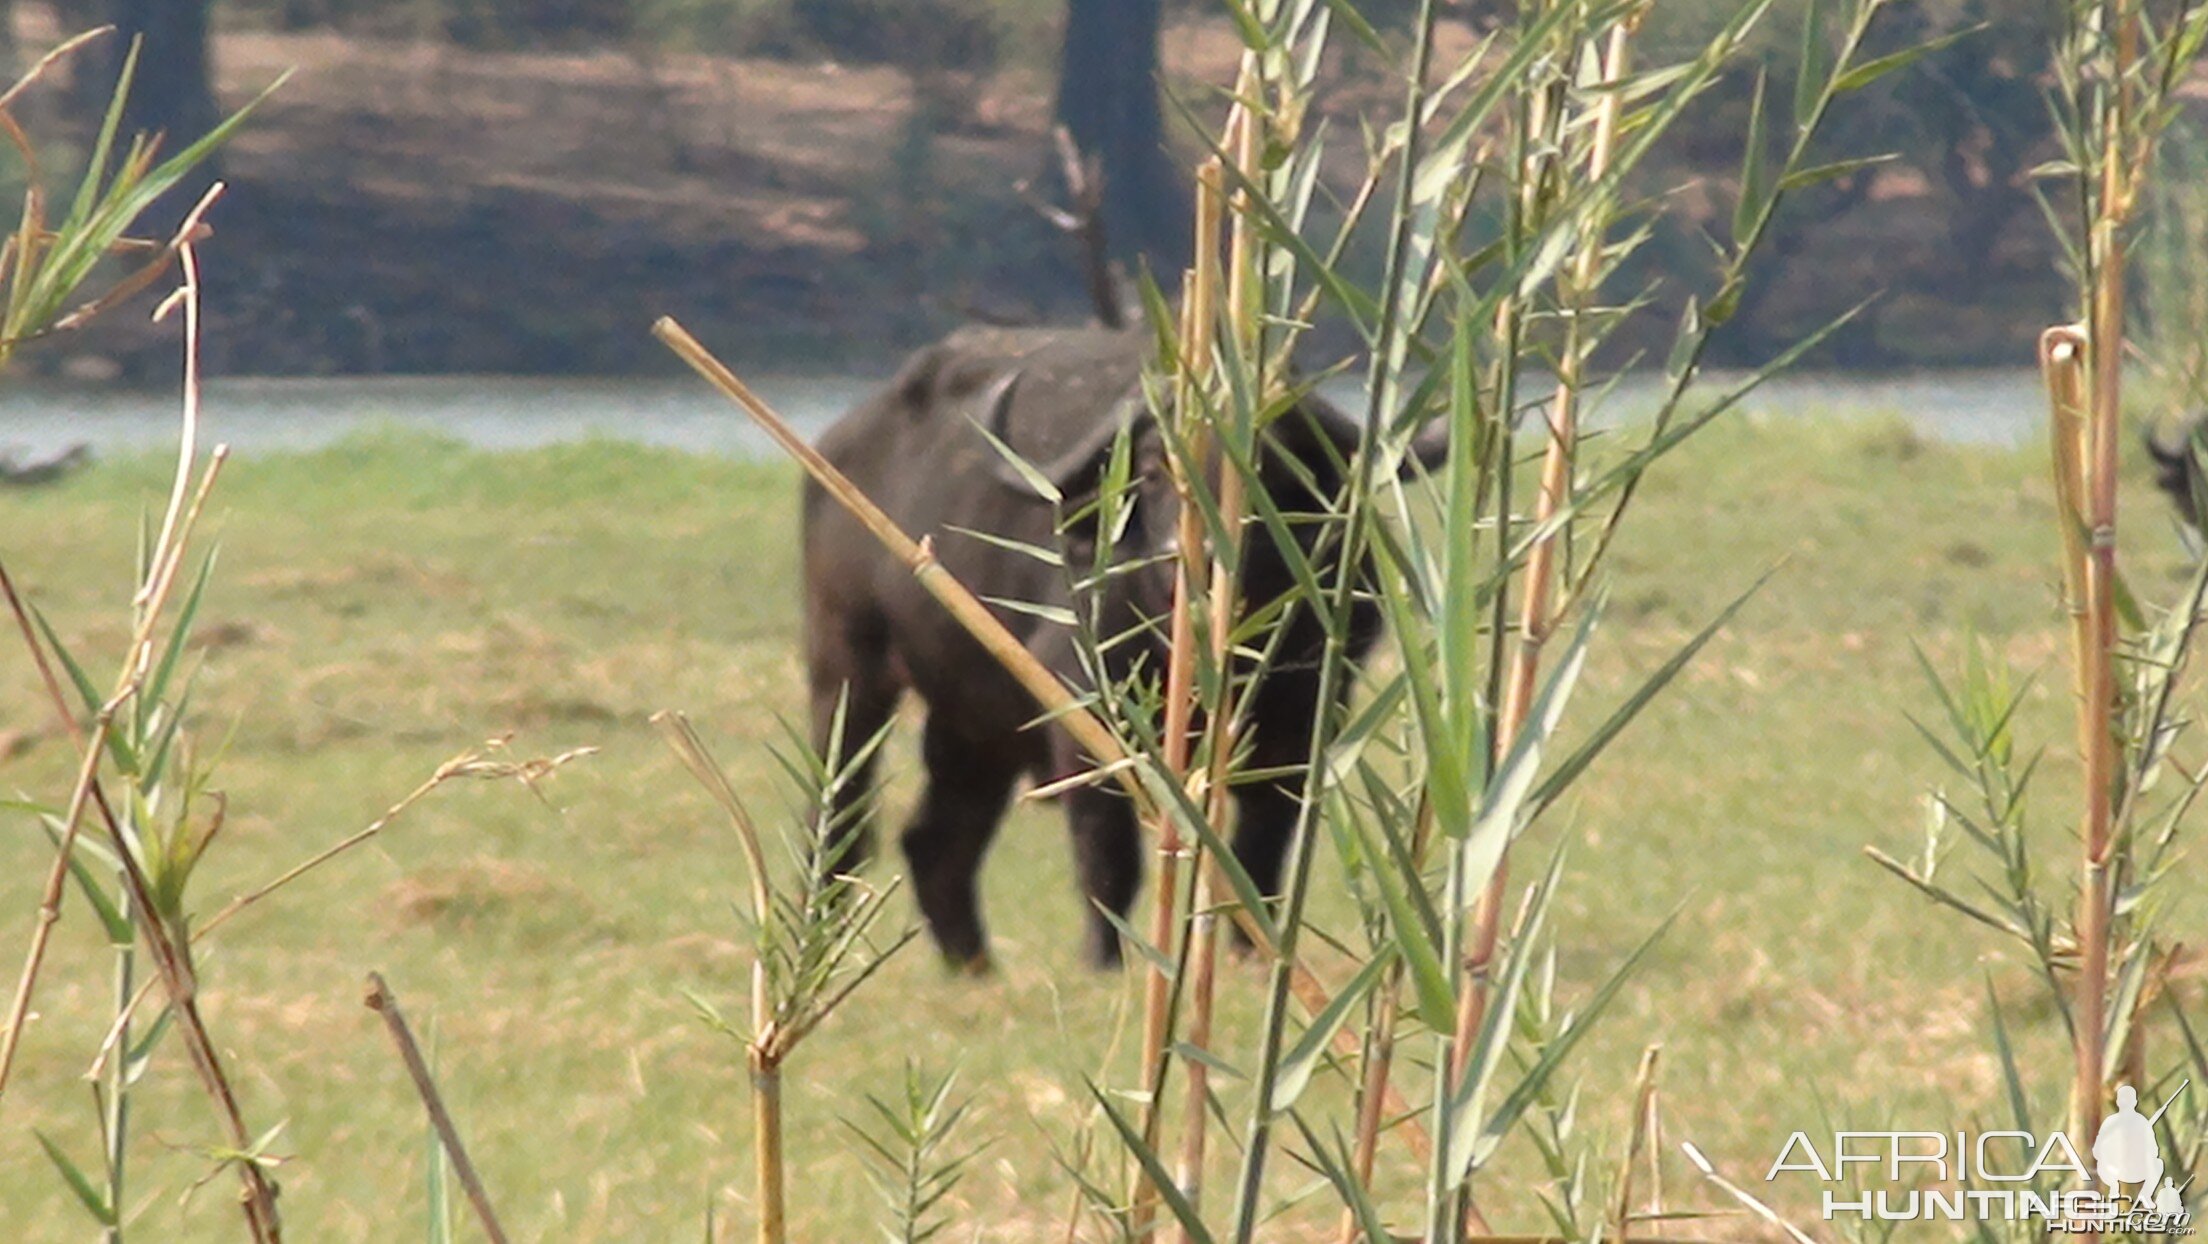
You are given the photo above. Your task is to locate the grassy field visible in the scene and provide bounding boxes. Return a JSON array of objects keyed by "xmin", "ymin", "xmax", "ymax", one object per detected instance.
[{"xmin": 0, "ymin": 414, "xmax": 2200, "ymax": 1240}]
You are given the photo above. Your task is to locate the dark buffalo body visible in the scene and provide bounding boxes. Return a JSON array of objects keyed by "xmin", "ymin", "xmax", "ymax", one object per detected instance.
[
  {"xmin": 803, "ymin": 326, "xmax": 1388, "ymax": 967},
  {"xmin": 2148, "ymin": 421, "xmax": 2204, "ymax": 530}
]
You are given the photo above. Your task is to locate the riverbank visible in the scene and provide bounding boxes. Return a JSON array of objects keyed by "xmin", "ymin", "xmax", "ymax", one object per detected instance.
[{"xmin": 26, "ymin": 14, "xmax": 2071, "ymax": 381}]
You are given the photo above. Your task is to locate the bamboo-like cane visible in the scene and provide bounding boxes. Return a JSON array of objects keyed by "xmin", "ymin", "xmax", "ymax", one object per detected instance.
[
  {"xmin": 2071, "ymin": 0, "xmax": 2140, "ymax": 1148},
  {"xmin": 364, "ymin": 974, "xmax": 511, "ymax": 1244},
  {"xmin": 652, "ymin": 708, "xmax": 784, "ymax": 1243},
  {"xmin": 2042, "ymin": 326, "xmax": 2092, "ymax": 754},
  {"xmin": 1130, "ymin": 150, "xmax": 1227, "ymax": 1244},
  {"xmin": 751, "ymin": 1048, "xmax": 786, "ymax": 1244},
  {"xmin": 1174, "ymin": 78, "xmax": 1263, "ymax": 1236},
  {"xmin": 1452, "ymin": 6, "xmax": 1637, "ymax": 1182},
  {"xmin": 1335, "ymin": 962, "xmax": 1405, "ymax": 1243}
]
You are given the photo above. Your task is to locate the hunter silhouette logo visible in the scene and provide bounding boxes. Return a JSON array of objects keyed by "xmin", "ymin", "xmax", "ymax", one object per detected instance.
[
  {"xmin": 2096, "ymin": 1084, "xmax": 2174, "ymax": 1211},
  {"xmin": 1763, "ymin": 1080, "xmax": 2194, "ymax": 1232}
]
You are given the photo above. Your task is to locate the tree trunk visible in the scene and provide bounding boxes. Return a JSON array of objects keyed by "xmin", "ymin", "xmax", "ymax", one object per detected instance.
[
  {"xmin": 1055, "ymin": 0, "xmax": 1189, "ymax": 277},
  {"xmin": 80, "ymin": 0, "xmax": 222, "ymax": 226}
]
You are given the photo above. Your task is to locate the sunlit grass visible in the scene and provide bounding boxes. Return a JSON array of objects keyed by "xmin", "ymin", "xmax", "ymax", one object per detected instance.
[{"xmin": 0, "ymin": 419, "xmax": 2195, "ymax": 1239}]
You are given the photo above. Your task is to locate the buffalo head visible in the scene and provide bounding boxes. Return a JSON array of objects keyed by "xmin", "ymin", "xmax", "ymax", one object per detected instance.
[{"xmin": 976, "ymin": 367, "xmax": 1437, "ymax": 635}]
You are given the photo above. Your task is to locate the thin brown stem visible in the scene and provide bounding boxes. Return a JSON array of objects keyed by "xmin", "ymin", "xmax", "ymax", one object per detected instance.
[
  {"xmin": 1174, "ymin": 73, "xmax": 1262, "ymax": 1236},
  {"xmin": 0, "ymin": 695, "xmax": 121, "ymax": 1108},
  {"xmin": 364, "ymin": 973, "xmax": 511, "ymax": 1244},
  {"xmin": 1610, "ymin": 1046, "xmax": 1662, "ymax": 1244},
  {"xmin": 0, "ymin": 557, "xmax": 72, "ymax": 722},
  {"xmin": 207, "ymin": 754, "xmax": 480, "ymax": 937},
  {"xmin": 0, "ymin": 445, "xmax": 230, "ymax": 1113},
  {"xmin": 1453, "ymin": 0, "xmax": 1634, "ymax": 1145},
  {"xmin": 0, "ymin": 26, "xmax": 114, "ymax": 116},
  {"xmin": 102, "ymin": 749, "xmax": 284, "ymax": 1243},
  {"xmin": 1132, "ymin": 150, "xmax": 1226, "ymax": 1244},
  {"xmin": 2043, "ymin": 327, "xmax": 2092, "ymax": 725},
  {"xmin": 1336, "ymin": 956, "xmax": 1405, "ymax": 1244}
]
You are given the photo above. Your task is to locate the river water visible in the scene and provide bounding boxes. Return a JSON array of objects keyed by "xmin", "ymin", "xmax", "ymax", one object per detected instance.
[{"xmin": 0, "ymin": 367, "xmax": 2055, "ymax": 461}]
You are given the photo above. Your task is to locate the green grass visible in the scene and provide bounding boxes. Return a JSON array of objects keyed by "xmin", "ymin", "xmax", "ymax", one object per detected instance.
[{"xmin": 0, "ymin": 416, "xmax": 2199, "ymax": 1240}]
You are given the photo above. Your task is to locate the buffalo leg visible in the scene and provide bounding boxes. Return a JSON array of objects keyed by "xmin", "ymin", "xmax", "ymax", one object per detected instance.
[
  {"xmin": 1064, "ymin": 785, "xmax": 1143, "ymax": 967},
  {"xmin": 901, "ymin": 719, "xmax": 1018, "ymax": 970}
]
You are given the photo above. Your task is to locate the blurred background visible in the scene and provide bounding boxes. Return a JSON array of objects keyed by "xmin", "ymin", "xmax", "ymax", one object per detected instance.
[{"xmin": 13, "ymin": 0, "xmax": 2117, "ymax": 382}]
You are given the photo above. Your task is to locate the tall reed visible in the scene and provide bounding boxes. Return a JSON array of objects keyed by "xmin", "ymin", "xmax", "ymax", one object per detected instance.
[
  {"xmin": 1872, "ymin": 0, "xmax": 2208, "ymax": 1229},
  {"xmin": 657, "ymin": 708, "xmax": 918, "ymax": 1244},
  {"xmin": 0, "ymin": 34, "xmax": 287, "ymax": 1243}
]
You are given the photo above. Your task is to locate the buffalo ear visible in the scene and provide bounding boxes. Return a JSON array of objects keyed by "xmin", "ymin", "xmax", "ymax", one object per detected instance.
[
  {"xmin": 988, "ymin": 388, "xmax": 1151, "ymax": 502},
  {"xmin": 892, "ymin": 342, "xmax": 953, "ymax": 413}
]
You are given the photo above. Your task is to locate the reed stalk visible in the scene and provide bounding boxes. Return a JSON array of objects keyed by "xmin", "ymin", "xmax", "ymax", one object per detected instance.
[
  {"xmin": 2043, "ymin": 326, "xmax": 2091, "ymax": 719},
  {"xmin": 2067, "ymin": 0, "xmax": 2138, "ymax": 1147},
  {"xmin": 0, "ymin": 673, "xmax": 126, "ymax": 1108},
  {"xmin": 751, "ymin": 1048, "xmax": 785, "ymax": 1244},
  {"xmin": 1228, "ymin": 6, "xmax": 1447, "ymax": 1234},
  {"xmin": 73, "ymin": 242, "xmax": 286, "ymax": 1243},
  {"xmin": 72, "ymin": 494, "xmax": 287, "ymax": 1244},
  {"xmin": 0, "ymin": 180, "xmax": 226, "ymax": 1114},
  {"xmin": 1449, "ymin": 14, "xmax": 1636, "ymax": 1225},
  {"xmin": 100, "ymin": 942, "xmax": 130, "ymax": 1244},
  {"xmin": 661, "ymin": 702, "xmax": 932, "ymax": 1242},
  {"xmin": 1608, "ymin": 1046, "xmax": 1662, "ymax": 1244},
  {"xmin": 364, "ymin": 973, "xmax": 510, "ymax": 1244},
  {"xmin": 654, "ymin": 709, "xmax": 786, "ymax": 1243},
  {"xmin": 1, "ymin": 446, "xmax": 287, "ymax": 1242},
  {"xmin": 1130, "ymin": 147, "xmax": 1226, "ymax": 1244},
  {"xmin": 1873, "ymin": 1, "xmax": 2208, "ymax": 1213},
  {"xmin": 1901, "ymin": 0, "xmax": 2208, "ymax": 1176},
  {"xmin": 1335, "ymin": 952, "xmax": 1406, "ymax": 1244},
  {"xmin": 1173, "ymin": 75, "xmax": 1263, "ymax": 1237}
]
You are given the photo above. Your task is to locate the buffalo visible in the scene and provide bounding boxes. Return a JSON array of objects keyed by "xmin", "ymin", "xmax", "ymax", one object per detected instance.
[
  {"xmin": 802, "ymin": 325, "xmax": 1425, "ymax": 968},
  {"xmin": 2148, "ymin": 421, "xmax": 2204, "ymax": 530}
]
